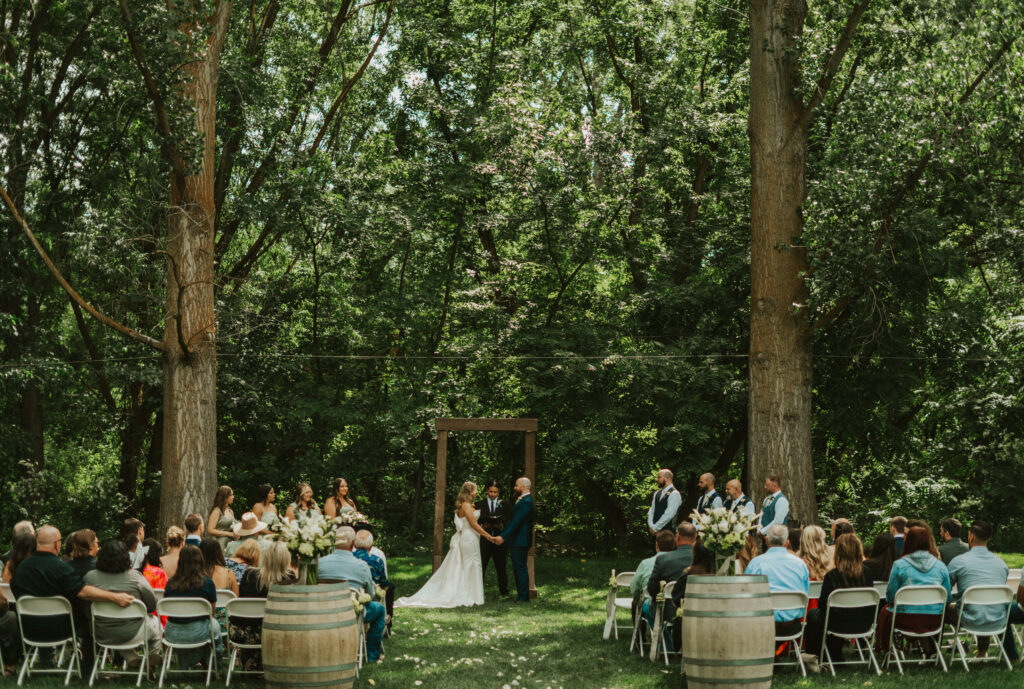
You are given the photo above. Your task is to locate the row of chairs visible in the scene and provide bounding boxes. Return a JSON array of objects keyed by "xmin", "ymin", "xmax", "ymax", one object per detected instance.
[{"xmin": 605, "ymin": 571, "xmax": 1019, "ymax": 676}]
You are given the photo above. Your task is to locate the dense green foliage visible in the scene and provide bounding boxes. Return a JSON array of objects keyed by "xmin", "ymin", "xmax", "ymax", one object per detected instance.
[{"xmin": 1, "ymin": 0, "xmax": 1022, "ymax": 551}]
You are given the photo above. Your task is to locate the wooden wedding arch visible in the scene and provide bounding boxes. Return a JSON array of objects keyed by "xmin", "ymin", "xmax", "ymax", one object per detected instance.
[{"xmin": 433, "ymin": 417, "xmax": 538, "ymax": 599}]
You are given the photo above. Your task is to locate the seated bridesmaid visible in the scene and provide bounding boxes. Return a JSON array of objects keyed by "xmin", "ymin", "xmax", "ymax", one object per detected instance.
[
  {"xmin": 285, "ymin": 482, "xmax": 321, "ymax": 522},
  {"xmin": 251, "ymin": 484, "xmax": 279, "ymax": 528},
  {"xmin": 324, "ymin": 477, "xmax": 358, "ymax": 519}
]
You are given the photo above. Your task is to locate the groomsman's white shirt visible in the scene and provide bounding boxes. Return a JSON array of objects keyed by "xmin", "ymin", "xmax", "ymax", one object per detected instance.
[
  {"xmin": 757, "ymin": 490, "xmax": 789, "ymax": 534},
  {"xmin": 696, "ymin": 489, "xmax": 723, "ymax": 513},
  {"xmin": 647, "ymin": 485, "xmax": 682, "ymax": 531},
  {"xmin": 731, "ymin": 493, "xmax": 756, "ymax": 516}
]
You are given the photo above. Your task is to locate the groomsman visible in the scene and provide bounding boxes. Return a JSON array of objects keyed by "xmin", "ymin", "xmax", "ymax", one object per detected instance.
[
  {"xmin": 723, "ymin": 479, "xmax": 755, "ymax": 515},
  {"xmin": 647, "ymin": 469, "xmax": 681, "ymax": 536},
  {"xmin": 757, "ymin": 474, "xmax": 789, "ymax": 535},
  {"xmin": 475, "ymin": 481, "xmax": 510, "ymax": 597},
  {"xmin": 695, "ymin": 473, "xmax": 724, "ymax": 515}
]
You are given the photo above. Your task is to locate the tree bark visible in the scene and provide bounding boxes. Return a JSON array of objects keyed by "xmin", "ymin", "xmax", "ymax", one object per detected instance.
[
  {"xmin": 159, "ymin": 2, "xmax": 232, "ymax": 534},
  {"xmin": 747, "ymin": 0, "xmax": 817, "ymax": 524}
]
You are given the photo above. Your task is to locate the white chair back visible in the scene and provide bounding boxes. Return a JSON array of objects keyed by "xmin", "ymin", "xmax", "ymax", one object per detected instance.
[
  {"xmin": 771, "ymin": 590, "xmax": 809, "ymax": 614},
  {"xmin": 808, "ymin": 581, "xmax": 823, "ymax": 600},
  {"xmin": 873, "ymin": 581, "xmax": 887, "ymax": 598},
  {"xmin": 152, "ymin": 588, "xmax": 164, "ymax": 601},
  {"xmin": 225, "ymin": 597, "xmax": 266, "ymax": 619},
  {"xmin": 0, "ymin": 582, "xmax": 13, "ymax": 601},
  {"xmin": 157, "ymin": 597, "xmax": 213, "ymax": 619},
  {"xmin": 216, "ymin": 588, "xmax": 237, "ymax": 607},
  {"xmin": 825, "ymin": 586, "xmax": 879, "ymax": 609},
  {"xmin": 960, "ymin": 584, "xmax": 1013, "ymax": 608},
  {"xmin": 91, "ymin": 599, "xmax": 148, "ymax": 621},
  {"xmin": 892, "ymin": 584, "xmax": 946, "ymax": 608},
  {"xmin": 17, "ymin": 594, "xmax": 73, "ymax": 617},
  {"xmin": 615, "ymin": 571, "xmax": 635, "ymax": 587}
]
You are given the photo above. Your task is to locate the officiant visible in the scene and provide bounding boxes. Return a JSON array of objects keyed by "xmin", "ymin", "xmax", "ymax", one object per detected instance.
[{"xmin": 476, "ymin": 481, "xmax": 510, "ymax": 598}]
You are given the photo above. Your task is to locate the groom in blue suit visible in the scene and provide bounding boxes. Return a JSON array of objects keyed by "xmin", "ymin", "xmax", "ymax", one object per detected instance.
[{"xmin": 495, "ymin": 477, "xmax": 535, "ymax": 602}]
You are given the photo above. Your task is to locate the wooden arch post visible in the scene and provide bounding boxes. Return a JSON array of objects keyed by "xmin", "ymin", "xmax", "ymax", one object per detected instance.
[{"xmin": 433, "ymin": 417, "xmax": 538, "ymax": 599}]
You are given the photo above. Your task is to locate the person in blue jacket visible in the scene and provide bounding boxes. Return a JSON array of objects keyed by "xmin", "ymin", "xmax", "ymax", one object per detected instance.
[
  {"xmin": 877, "ymin": 526, "xmax": 951, "ymax": 653},
  {"xmin": 495, "ymin": 477, "xmax": 536, "ymax": 602}
]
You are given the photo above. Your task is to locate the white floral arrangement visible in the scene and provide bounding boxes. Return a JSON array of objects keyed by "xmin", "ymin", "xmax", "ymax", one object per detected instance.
[
  {"xmin": 273, "ymin": 510, "xmax": 338, "ymax": 560},
  {"xmin": 336, "ymin": 510, "xmax": 372, "ymax": 528},
  {"xmin": 374, "ymin": 584, "xmax": 386, "ymax": 602},
  {"xmin": 690, "ymin": 506, "xmax": 757, "ymax": 554},
  {"xmin": 351, "ymin": 589, "xmax": 372, "ymax": 615}
]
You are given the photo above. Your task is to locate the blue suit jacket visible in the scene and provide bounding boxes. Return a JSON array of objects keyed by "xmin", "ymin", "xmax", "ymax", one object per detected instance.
[{"xmin": 500, "ymin": 494, "xmax": 535, "ymax": 549}]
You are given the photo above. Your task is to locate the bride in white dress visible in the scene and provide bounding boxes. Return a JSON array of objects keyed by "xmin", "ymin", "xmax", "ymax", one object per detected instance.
[{"xmin": 395, "ymin": 481, "xmax": 491, "ymax": 608}]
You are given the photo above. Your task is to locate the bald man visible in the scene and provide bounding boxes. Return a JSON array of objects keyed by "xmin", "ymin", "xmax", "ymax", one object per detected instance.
[
  {"xmin": 695, "ymin": 473, "xmax": 724, "ymax": 516},
  {"xmin": 647, "ymin": 469, "xmax": 681, "ymax": 536},
  {"xmin": 723, "ymin": 479, "xmax": 755, "ymax": 516}
]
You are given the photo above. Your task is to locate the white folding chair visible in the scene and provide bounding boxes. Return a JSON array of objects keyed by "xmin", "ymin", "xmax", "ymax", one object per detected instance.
[
  {"xmin": 89, "ymin": 600, "xmax": 152, "ymax": 687},
  {"xmin": 15, "ymin": 595, "xmax": 82, "ymax": 686},
  {"xmin": 215, "ymin": 589, "xmax": 236, "ymax": 608},
  {"xmin": 603, "ymin": 570, "xmax": 635, "ymax": 640},
  {"xmin": 885, "ymin": 585, "xmax": 949, "ymax": 674},
  {"xmin": 152, "ymin": 589, "xmax": 164, "ymax": 602},
  {"xmin": 0, "ymin": 582, "xmax": 14, "ymax": 601},
  {"xmin": 873, "ymin": 581, "xmax": 887, "ymax": 601},
  {"xmin": 949, "ymin": 584, "xmax": 1014, "ymax": 671},
  {"xmin": 817, "ymin": 587, "xmax": 882, "ymax": 676},
  {"xmin": 156, "ymin": 598, "xmax": 217, "ymax": 687},
  {"xmin": 649, "ymin": 581, "xmax": 676, "ymax": 665},
  {"xmin": 808, "ymin": 581, "xmax": 823, "ymax": 602},
  {"xmin": 224, "ymin": 598, "xmax": 266, "ymax": 686},
  {"xmin": 770, "ymin": 591, "xmax": 808, "ymax": 677}
]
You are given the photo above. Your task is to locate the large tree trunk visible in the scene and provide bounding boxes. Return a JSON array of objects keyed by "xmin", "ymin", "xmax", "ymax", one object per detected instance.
[
  {"xmin": 747, "ymin": 0, "xmax": 817, "ymax": 525},
  {"xmin": 159, "ymin": 3, "xmax": 231, "ymax": 533}
]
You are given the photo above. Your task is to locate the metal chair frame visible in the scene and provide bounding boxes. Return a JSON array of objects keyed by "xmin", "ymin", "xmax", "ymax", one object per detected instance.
[
  {"xmin": 884, "ymin": 585, "xmax": 949, "ymax": 674},
  {"xmin": 948, "ymin": 584, "xmax": 1014, "ymax": 671},
  {"xmin": 224, "ymin": 598, "xmax": 266, "ymax": 686},
  {"xmin": 649, "ymin": 581, "xmax": 676, "ymax": 665},
  {"xmin": 603, "ymin": 571, "xmax": 635, "ymax": 641},
  {"xmin": 88, "ymin": 599, "xmax": 151, "ymax": 687},
  {"xmin": 770, "ymin": 591, "xmax": 808, "ymax": 677},
  {"xmin": 817, "ymin": 587, "xmax": 882, "ymax": 676},
  {"xmin": 15, "ymin": 595, "xmax": 82, "ymax": 686},
  {"xmin": 156, "ymin": 597, "xmax": 217, "ymax": 688}
]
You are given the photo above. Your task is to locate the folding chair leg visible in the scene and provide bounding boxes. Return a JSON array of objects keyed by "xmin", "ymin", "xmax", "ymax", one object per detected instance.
[
  {"xmin": 226, "ymin": 647, "xmax": 238, "ymax": 686},
  {"xmin": 205, "ymin": 645, "xmax": 214, "ymax": 686},
  {"xmin": 135, "ymin": 651, "xmax": 147, "ymax": 688},
  {"xmin": 158, "ymin": 647, "xmax": 171, "ymax": 688}
]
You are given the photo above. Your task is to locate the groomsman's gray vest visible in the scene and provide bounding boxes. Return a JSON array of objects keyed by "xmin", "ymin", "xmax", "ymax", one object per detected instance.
[{"xmin": 652, "ymin": 487, "xmax": 677, "ymax": 528}]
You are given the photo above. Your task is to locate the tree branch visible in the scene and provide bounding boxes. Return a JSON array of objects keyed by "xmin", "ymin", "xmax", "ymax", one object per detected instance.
[{"xmin": 0, "ymin": 182, "xmax": 165, "ymax": 351}]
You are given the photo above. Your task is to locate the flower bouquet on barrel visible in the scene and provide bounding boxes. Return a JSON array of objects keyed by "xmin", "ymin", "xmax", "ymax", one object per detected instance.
[
  {"xmin": 690, "ymin": 507, "xmax": 758, "ymax": 575},
  {"xmin": 272, "ymin": 511, "xmax": 338, "ymax": 584}
]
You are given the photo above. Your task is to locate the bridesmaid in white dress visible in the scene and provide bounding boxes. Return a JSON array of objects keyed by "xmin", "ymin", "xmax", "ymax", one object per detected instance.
[{"xmin": 395, "ymin": 481, "xmax": 491, "ymax": 608}]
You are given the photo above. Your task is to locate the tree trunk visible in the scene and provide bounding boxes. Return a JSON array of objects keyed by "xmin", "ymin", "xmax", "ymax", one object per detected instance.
[
  {"xmin": 747, "ymin": 0, "xmax": 817, "ymax": 524},
  {"xmin": 159, "ymin": 3, "xmax": 231, "ymax": 534}
]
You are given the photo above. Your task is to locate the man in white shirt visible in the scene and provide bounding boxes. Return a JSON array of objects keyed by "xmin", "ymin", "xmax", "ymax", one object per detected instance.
[
  {"xmin": 647, "ymin": 469, "xmax": 681, "ymax": 535},
  {"xmin": 757, "ymin": 474, "xmax": 789, "ymax": 535},
  {"xmin": 695, "ymin": 473, "xmax": 724, "ymax": 516},
  {"xmin": 723, "ymin": 479, "xmax": 756, "ymax": 515}
]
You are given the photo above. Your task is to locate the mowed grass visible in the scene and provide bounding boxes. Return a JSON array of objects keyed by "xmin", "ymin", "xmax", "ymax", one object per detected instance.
[{"xmin": 13, "ymin": 554, "xmax": 1024, "ymax": 688}]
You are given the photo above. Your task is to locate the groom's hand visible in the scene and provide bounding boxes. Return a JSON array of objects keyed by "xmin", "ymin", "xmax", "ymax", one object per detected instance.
[{"xmin": 493, "ymin": 536, "xmax": 504, "ymax": 545}]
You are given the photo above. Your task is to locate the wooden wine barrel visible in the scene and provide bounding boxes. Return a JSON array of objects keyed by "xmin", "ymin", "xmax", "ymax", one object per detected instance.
[
  {"xmin": 681, "ymin": 575, "xmax": 775, "ymax": 688},
  {"xmin": 262, "ymin": 582, "xmax": 359, "ymax": 689}
]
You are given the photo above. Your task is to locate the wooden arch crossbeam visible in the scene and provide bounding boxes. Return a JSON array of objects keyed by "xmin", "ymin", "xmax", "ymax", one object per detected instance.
[{"xmin": 434, "ymin": 417, "xmax": 538, "ymax": 599}]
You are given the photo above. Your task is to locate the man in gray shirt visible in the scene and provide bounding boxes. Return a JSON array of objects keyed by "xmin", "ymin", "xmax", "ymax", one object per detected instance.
[{"xmin": 939, "ymin": 518, "xmax": 969, "ymax": 565}]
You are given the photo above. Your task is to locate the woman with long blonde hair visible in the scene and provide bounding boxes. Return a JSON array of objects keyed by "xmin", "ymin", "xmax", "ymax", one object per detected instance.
[
  {"xmin": 798, "ymin": 525, "xmax": 832, "ymax": 581},
  {"xmin": 395, "ymin": 481, "xmax": 491, "ymax": 608}
]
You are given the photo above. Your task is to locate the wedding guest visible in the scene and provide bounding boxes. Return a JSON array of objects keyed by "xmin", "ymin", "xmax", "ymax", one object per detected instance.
[
  {"xmin": 907, "ymin": 519, "xmax": 941, "ymax": 558},
  {"xmin": 827, "ymin": 519, "xmax": 854, "ymax": 560},
  {"xmin": 207, "ymin": 485, "xmax": 237, "ymax": 549},
  {"xmin": 140, "ymin": 538, "xmax": 168, "ymax": 590},
  {"xmin": 802, "ymin": 533, "xmax": 875, "ymax": 669},
  {"xmin": 84, "ymin": 539, "xmax": 160, "ymax": 664},
  {"xmin": 285, "ymin": 482, "xmax": 321, "ymax": 522},
  {"xmin": 799, "ymin": 525, "xmax": 833, "ymax": 581},
  {"xmin": 1, "ymin": 521, "xmax": 33, "ymax": 565},
  {"xmin": 232, "ymin": 542, "xmax": 295, "ymax": 671},
  {"xmin": 938, "ymin": 518, "xmax": 969, "ymax": 565},
  {"xmin": 184, "ymin": 514, "xmax": 204, "ymax": 546},
  {"xmin": 890, "ymin": 516, "xmax": 907, "ymax": 556},
  {"xmin": 318, "ymin": 527, "xmax": 385, "ymax": 663},
  {"xmin": 671, "ymin": 542, "xmax": 715, "ymax": 605},
  {"xmin": 946, "ymin": 521, "xmax": 1008, "ymax": 658},
  {"xmin": 251, "ymin": 484, "xmax": 279, "ymax": 528},
  {"xmin": 694, "ymin": 473, "xmax": 723, "ymax": 516},
  {"xmin": 120, "ymin": 518, "xmax": 146, "ymax": 570},
  {"xmin": 0, "ymin": 582, "xmax": 18, "ymax": 668},
  {"xmin": 643, "ymin": 523, "xmax": 696, "ymax": 651},
  {"xmin": 647, "ymin": 469, "xmax": 681, "ymax": 536},
  {"xmin": 737, "ymin": 533, "xmax": 761, "ymax": 573},
  {"xmin": 324, "ymin": 477, "xmax": 358, "ymax": 518},
  {"xmin": 864, "ymin": 533, "xmax": 897, "ymax": 582},
  {"xmin": 758, "ymin": 475, "xmax": 789, "ymax": 535},
  {"xmin": 745, "ymin": 524, "xmax": 809, "ymax": 639},
  {"xmin": 1, "ymin": 532, "xmax": 36, "ymax": 583},
  {"xmin": 787, "ymin": 528, "xmax": 802, "ymax": 554},
  {"xmin": 161, "ymin": 526, "xmax": 186, "ymax": 578},
  {"xmin": 225, "ymin": 511, "xmax": 268, "ymax": 558},
  {"xmin": 226, "ymin": 539, "xmax": 261, "ymax": 582},
  {"xmin": 723, "ymin": 479, "xmax": 755, "ymax": 515},
  {"xmin": 631, "ymin": 530, "xmax": 676, "ymax": 606},
  {"xmin": 877, "ymin": 526, "xmax": 951, "ymax": 653},
  {"xmin": 354, "ymin": 529, "xmax": 393, "ymax": 632},
  {"xmin": 68, "ymin": 529, "xmax": 98, "ymax": 579},
  {"xmin": 163, "ymin": 545, "xmax": 221, "ymax": 667},
  {"xmin": 199, "ymin": 538, "xmax": 238, "ymax": 595}
]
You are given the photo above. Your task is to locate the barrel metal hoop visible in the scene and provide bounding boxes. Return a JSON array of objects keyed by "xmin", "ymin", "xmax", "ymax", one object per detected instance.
[
  {"xmin": 683, "ymin": 657, "xmax": 776, "ymax": 667},
  {"xmin": 267, "ymin": 594, "xmax": 353, "ymax": 603},
  {"xmin": 683, "ymin": 610, "xmax": 774, "ymax": 618},
  {"xmin": 684, "ymin": 593, "xmax": 771, "ymax": 600},
  {"xmin": 686, "ymin": 675, "xmax": 773, "ymax": 684},
  {"xmin": 265, "ymin": 608, "xmax": 356, "ymax": 616},
  {"xmin": 263, "ymin": 619, "xmax": 358, "ymax": 631},
  {"xmin": 264, "ymin": 663, "xmax": 358, "ymax": 674},
  {"xmin": 271, "ymin": 582, "xmax": 350, "ymax": 593},
  {"xmin": 687, "ymin": 575, "xmax": 768, "ymax": 584},
  {"xmin": 266, "ymin": 679, "xmax": 355, "ymax": 688}
]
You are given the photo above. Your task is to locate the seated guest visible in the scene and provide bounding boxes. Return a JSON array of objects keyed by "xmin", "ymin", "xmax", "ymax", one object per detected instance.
[
  {"xmin": 161, "ymin": 526, "xmax": 185, "ymax": 578},
  {"xmin": 200, "ymin": 537, "xmax": 239, "ymax": 595},
  {"xmin": 803, "ymin": 533, "xmax": 875, "ymax": 668},
  {"xmin": 84, "ymin": 540, "xmax": 161, "ymax": 663},
  {"xmin": 68, "ymin": 529, "xmax": 98, "ymax": 579},
  {"xmin": 745, "ymin": 524, "xmax": 810, "ymax": 639},
  {"xmin": 184, "ymin": 514, "xmax": 204, "ymax": 546},
  {"xmin": 939, "ymin": 518, "xmax": 969, "ymax": 565},
  {"xmin": 799, "ymin": 525, "xmax": 832, "ymax": 581},
  {"xmin": 945, "ymin": 521, "xmax": 1009, "ymax": 658},
  {"xmin": 164, "ymin": 545, "xmax": 222, "ymax": 667},
  {"xmin": 233, "ymin": 542, "xmax": 295, "ymax": 671},
  {"xmin": 0, "ymin": 578, "xmax": 19, "ymax": 667},
  {"xmin": 864, "ymin": 534, "xmax": 897, "ymax": 582},
  {"xmin": 671, "ymin": 542, "xmax": 715, "ymax": 605},
  {"xmin": 827, "ymin": 519, "xmax": 854, "ymax": 560},
  {"xmin": 907, "ymin": 519, "xmax": 941, "ymax": 557},
  {"xmin": 787, "ymin": 527, "xmax": 802, "ymax": 554},
  {"xmin": 642, "ymin": 523, "xmax": 697, "ymax": 650},
  {"xmin": 890, "ymin": 516, "xmax": 907, "ymax": 556},
  {"xmin": 12, "ymin": 526, "xmax": 134, "ymax": 668},
  {"xmin": 226, "ymin": 539, "xmax": 261, "ymax": 582},
  {"xmin": 354, "ymin": 530, "xmax": 393, "ymax": 632},
  {"xmin": 318, "ymin": 527, "xmax": 385, "ymax": 663},
  {"xmin": 121, "ymin": 519, "xmax": 147, "ymax": 570},
  {"xmin": 225, "ymin": 512, "xmax": 268, "ymax": 559},
  {"xmin": 1, "ymin": 521, "xmax": 34, "ymax": 565},
  {"xmin": 631, "ymin": 530, "xmax": 676, "ymax": 605},
  {"xmin": 140, "ymin": 538, "xmax": 168, "ymax": 590},
  {"xmin": 737, "ymin": 533, "xmax": 761, "ymax": 574},
  {"xmin": 1, "ymin": 532, "xmax": 36, "ymax": 583},
  {"xmin": 877, "ymin": 526, "xmax": 951, "ymax": 652}
]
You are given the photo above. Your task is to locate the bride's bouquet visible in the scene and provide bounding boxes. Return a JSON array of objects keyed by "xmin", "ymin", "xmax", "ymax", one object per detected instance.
[
  {"xmin": 334, "ymin": 510, "xmax": 372, "ymax": 528},
  {"xmin": 690, "ymin": 506, "xmax": 758, "ymax": 575},
  {"xmin": 275, "ymin": 511, "xmax": 338, "ymax": 583}
]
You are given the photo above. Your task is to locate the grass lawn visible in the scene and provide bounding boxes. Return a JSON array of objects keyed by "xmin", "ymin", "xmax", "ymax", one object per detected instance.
[{"xmin": 12, "ymin": 554, "xmax": 1024, "ymax": 688}]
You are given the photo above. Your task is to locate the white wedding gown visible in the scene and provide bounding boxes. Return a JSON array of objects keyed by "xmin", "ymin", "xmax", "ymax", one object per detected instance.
[{"xmin": 394, "ymin": 510, "xmax": 484, "ymax": 608}]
